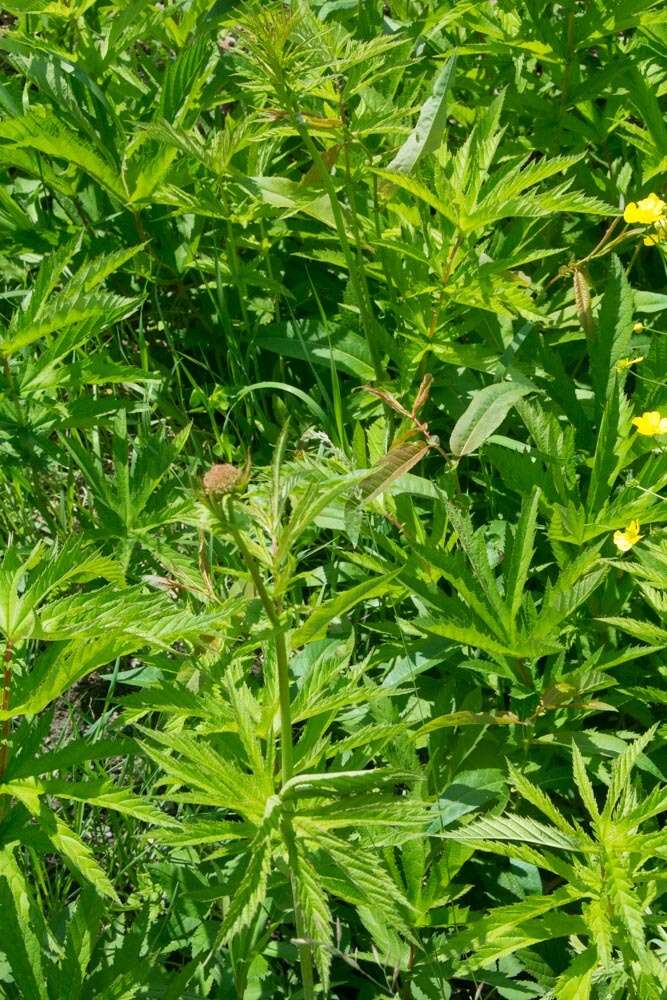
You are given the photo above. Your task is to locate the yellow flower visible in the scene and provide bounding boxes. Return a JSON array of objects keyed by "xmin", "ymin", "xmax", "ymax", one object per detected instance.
[
  {"xmin": 624, "ymin": 192, "xmax": 666, "ymax": 224},
  {"xmin": 632, "ymin": 411, "xmax": 667, "ymax": 436},
  {"xmin": 613, "ymin": 520, "xmax": 643, "ymax": 553},
  {"xmin": 632, "ymin": 321, "xmax": 644, "ymax": 332},
  {"xmin": 616, "ymin": 356, "xmax": 644, "ymax": 372}
]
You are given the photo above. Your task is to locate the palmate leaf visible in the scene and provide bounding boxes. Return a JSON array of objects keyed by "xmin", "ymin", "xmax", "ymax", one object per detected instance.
[
  {"xmin": 462, "ymin": 182, "xmax": 613, "ymax": 229},
  {"xmin": 63, "ymin": 244, "xmax": 144, "ymax": 296},
  {"xmin": 603, "ymin": 725, "xmax": 657, "ymax": 819},
  {"xmin": 604, "ymin": 844, "xmax": 647, "ymax": 960},
  {"xmin": 158, "ymin": 33, "xmax": 212, "ymax": 124},
  {"xmin": 443, "ymin": 813, "xmax": 583, "ymax": 851},
  {"xmin": 0, "ymin": 142, "xmax": 75, "ymax": 194},
  {"xmin": 292, "ymin": 843, "xmax": 333, "ymax": 992},
  {"xmin": 0, "ymin": 107, "xmax": 125, "ymax": 197},
  {"xmin": 0, "ymin": 0, "xmax": 54, "ymax": 11},
  {"xmin": 451, "ymin": 912, "xmax": 588, "ymax": 975},
  {"xmin": 14, "ymin": 235, "xmax": 79, "ymax": 327},
  {"xmin": 138, "ymin": 728, "xmax": 271, "ymax": 823},
  {"xmin": 283, "ymin": 767, "xmax": 416, "ymax": 801},
  {"xmin": 415, "ymin": 610, "xmax": 560, "ymax": 660},
  {"xmin": 154, "ymin": 817, "xmax": 253, "ymax": 849},
  {"xmin": 371, "ymin": 167, "xmax": 458, "ymax": 223},
  {"xmin": 442, "ymin": 887, "xmax": 583, "ymax": 963},
  {"xmin": 278, "ymin": 470, "xmax": 369, "ymax": 560},
  {"xmin": 417, "ymin": 710, "xmax": 522, "ymax": 735},
  {"xmin": 506, "ymin": 761, "xmax": 584, "ymax": 839},
  {"xmin": 309, "ymin": 829, "xmax": 412, "ymax": 932},
  {"xmin": 1, "ymin": 288, "xmax": 142, "ymax": 355},
  {"xmin": 39, "ymin": 778, "xmax": 176, "ymax": 827},
  {"xmin": 598, "ymin": 616, "xmax": 667, "ymax": 646},
  {"xmin": 2, "ymin": 636, "xmax": 135, "ymax": 720},
  {"xmin": 621, "ymin": 783, "xmax": 667, "ymax": 829},
  {"xmin": 33, "ymin": 585, "xmax": 233, "ymax": 645},
  {"xmin": 476, "ymin": 153, "xmax": 584, "ymax": 208},
  {"xmin": 0, "ymin": 847, "xmax": 48, "ymax": 1000},
  {"xmin": 14, "ymin": 793, "xmax": 118, "ymax": 900},
  {"xmin": 443, "ymin": 500, "xmax": 511, "ymax": 632},
  {"xmin": 215, "ymin": 797, "xmax": 279, "ymax": 947},
  {"xmin": 120, "ymin": 681, "xmax": 230, "ymax": 723},
  {"xmin": 458, "ymin": 838, "xmax": 578, "ymax": 882},
  {"xmin": 552, "ymin": 945, "xmax": 597, "ymax": 1000},
  {"xmin": 298, "ymin": 798, "xmax": 429, "ymax": 832},
  {"xmin": 533, "ymin": 566, "xmax": 608, "ymax": 641},
  {"xmin": 0, "ymin": 537, "xmax": 124, "ymax": 642},
  {"xmin": 403, "ymin": 543, "xmax": 503, "ymax": 638},
  {"xmin": 50, "ymin": 888, "xmax": 104, "ymax": 1000},
  {"xmin": 583, "ymin": 897, "xmax": 612, "ymax": 968},
  {"xmin": 8, "ymin": 736, "xmax": 138, "ymax": 781},
  {"xmin": 572, "ymin": 744, "xmax": 600, "ymax": 821}
]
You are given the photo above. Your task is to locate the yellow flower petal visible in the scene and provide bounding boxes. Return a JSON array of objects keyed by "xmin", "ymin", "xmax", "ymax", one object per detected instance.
[
  {"xmin": 632, "ymin": 411, "xmax": 667, "ymax": 436},
  {"xmin": 614, "ymin": 531, "xmax": 632, "ymax": 552},
  {"xmin": 613, "ymin": 520, "xmax": 643, "ymax": 553},
  {"xmin": 624, "ymin": 192, "xmax": 666, "ymax": 225}
]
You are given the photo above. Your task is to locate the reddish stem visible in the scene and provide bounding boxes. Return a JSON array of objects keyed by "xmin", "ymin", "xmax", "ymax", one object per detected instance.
[{"xmin": 0, "ymin": 640, "xmax": 13, "ymax": 789}]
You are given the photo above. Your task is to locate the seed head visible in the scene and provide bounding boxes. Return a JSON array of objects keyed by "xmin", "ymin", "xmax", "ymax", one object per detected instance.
[{"xmin": 202, "ymin": 463, "xmax": 242, "ymax": 496}]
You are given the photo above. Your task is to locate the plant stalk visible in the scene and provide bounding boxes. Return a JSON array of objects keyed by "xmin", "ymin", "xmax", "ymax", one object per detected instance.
[
  {"xmin": 288, "ymin": 107, "xmax": 385, "ymax": 381},
  {"xmin": 224, "ymin": 499, "xmax": 314, "ymax": 996}
]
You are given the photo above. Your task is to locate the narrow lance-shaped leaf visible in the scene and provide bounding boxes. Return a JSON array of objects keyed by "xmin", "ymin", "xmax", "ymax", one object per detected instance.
[
  {"xmin": 504, "ymin": 486, "xmax": 540, "ymax": 626},
  {"xmin": 450, "ymin": 382, "xmax": 532, "ymax": 457},
  {"xmin": 590, "ymin": 254, "xmax": 633, "ymax": 416},
  {"xmin": 586, "ymin": 379, "xmax": 622, "ymax": 515},
  {"xmin": 386, "ymin": 55, "xmax": 456, "ymax": 175},
  {"xmin": 291, "ymin": 569, "xmax": 401, "ymax": 648}
]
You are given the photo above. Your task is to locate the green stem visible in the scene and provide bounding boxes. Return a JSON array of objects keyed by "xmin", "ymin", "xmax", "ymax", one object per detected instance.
[
  {"xmin": 224, "ymin": 499, "xmax": 313, "ymax": 995},
  {"xmin": 226, "ymin": 507, "xmax": 294, "ymax": 780},
  {"xmin": 418, "ymin": 230, "xmax": 462, "ymax": 379},
  {"xmin": 227, "ymin": 516, "xmax": 294, "ymax": 784},
  {"xmin": 220, "ymin": 186, "xmax": 254, "ymax": 344},
  {"xmin": 2, "ymin": 354, "xmax": 22, "ymax": 426},
  {"xmin": 580, "ymin": 226, "xmax": 639, "ymax": 264},
  {"xmin": 288, "ymin": 107, "xmax": 385, "ymax": 381},
  {"xmin": 283, "ymin": 815, "xmax": 316, "ymax": 994}
]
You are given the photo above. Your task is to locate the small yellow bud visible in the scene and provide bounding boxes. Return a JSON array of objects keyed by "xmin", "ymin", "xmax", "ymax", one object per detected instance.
[
  {"xmin": 632, "ymin": 321, "xmax": 644, "ymax": 333},
  {"xmin": 616, "ymin": 356, "xmax": 644, "ymax": 373}
]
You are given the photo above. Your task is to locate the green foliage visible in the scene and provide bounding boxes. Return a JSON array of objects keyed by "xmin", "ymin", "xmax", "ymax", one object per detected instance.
[{"xmin": 0, "ymin": 1, "xmax": 667, "ymax": 998}]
